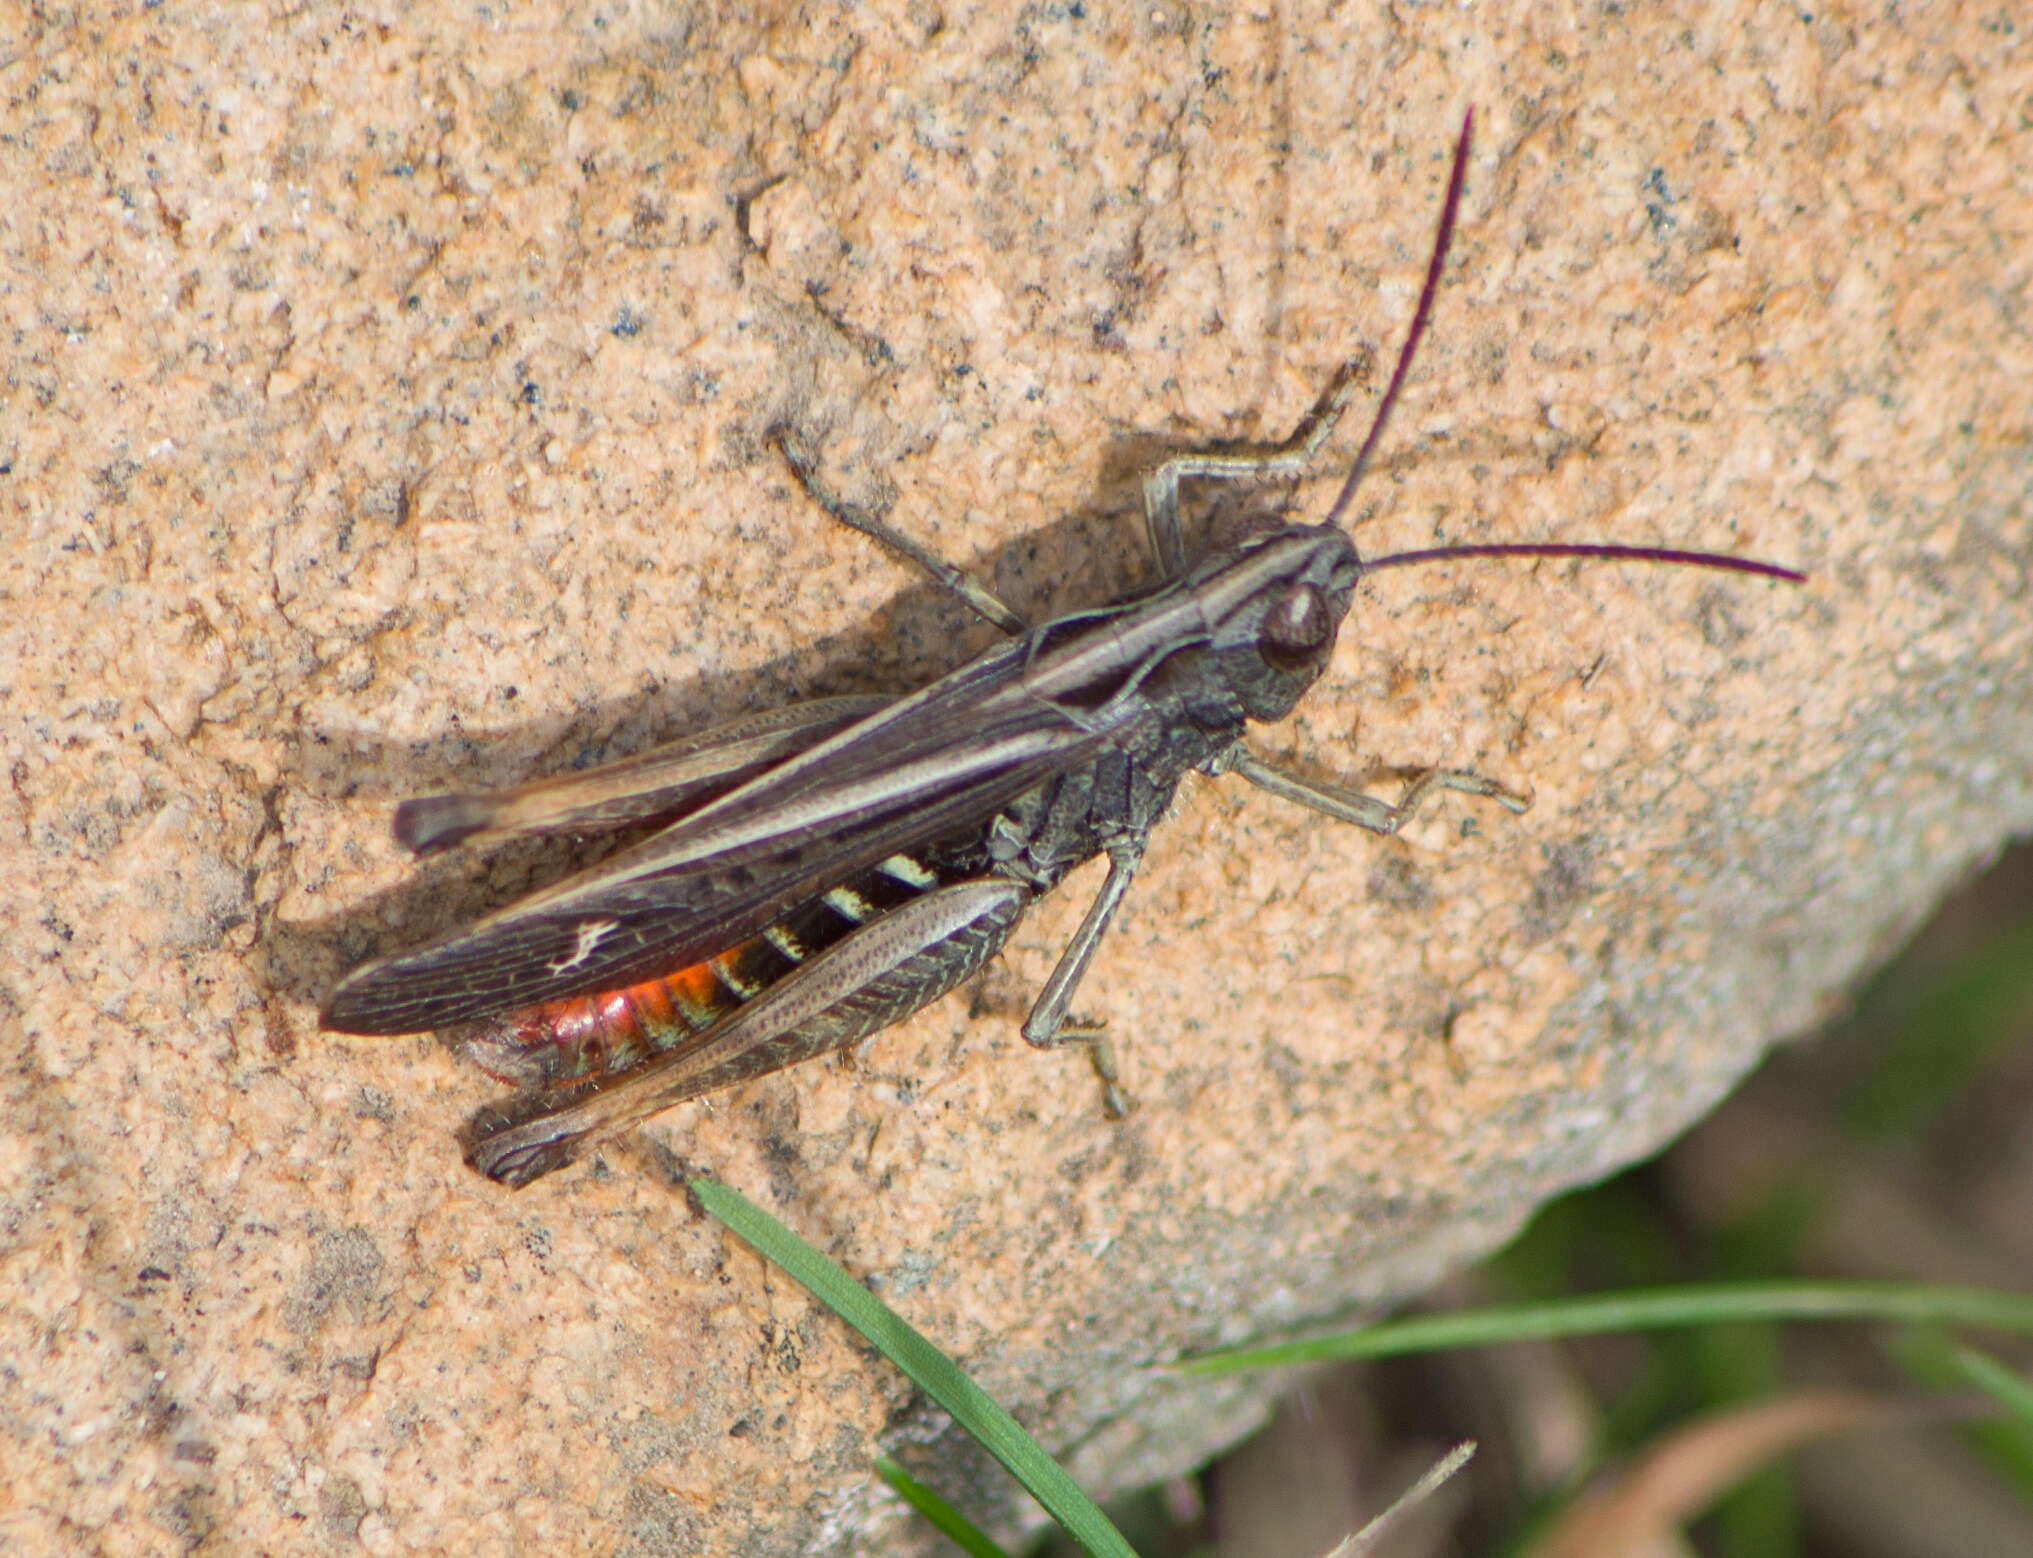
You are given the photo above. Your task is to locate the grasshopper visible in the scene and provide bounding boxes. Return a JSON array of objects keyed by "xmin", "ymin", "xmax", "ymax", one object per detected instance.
[{"xmin": 322, "ymin": 111, "xmax": 1803, "ymax": 1187}]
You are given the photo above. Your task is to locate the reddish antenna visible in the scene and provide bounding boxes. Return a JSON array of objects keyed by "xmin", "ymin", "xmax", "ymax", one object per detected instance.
[
  {"xmin": 1364, "ymin": 542, "xmax": 1804, "ymax": 584},
  {"xmin": 1327, "ymin": 108, "xmax": 1804, "ymax": 588},
  {"xmin": 1323, "ymin": 109, "xmax": 1476, "ymax": 532}
]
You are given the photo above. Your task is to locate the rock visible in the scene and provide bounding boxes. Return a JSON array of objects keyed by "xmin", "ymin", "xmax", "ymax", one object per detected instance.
[{"xmin": 3, "ymin": 3, "xmax": 2027, "ymax": 1553}]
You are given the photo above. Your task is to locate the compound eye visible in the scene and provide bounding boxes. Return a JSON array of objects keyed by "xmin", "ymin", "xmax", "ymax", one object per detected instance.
[{"xmin": 1260, "ymin": 583, "xmax": 1334, "ymax": 671}]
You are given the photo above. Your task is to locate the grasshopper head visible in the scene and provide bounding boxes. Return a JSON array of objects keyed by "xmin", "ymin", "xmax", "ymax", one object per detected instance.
[{"xmin": 1188, "ymin": 523, "xmax": 1362, "ymax": 723}]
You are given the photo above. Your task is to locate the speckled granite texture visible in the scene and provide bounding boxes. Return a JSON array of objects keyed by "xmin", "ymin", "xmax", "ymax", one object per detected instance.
[{"xmin": 3, "ymin": 2, "xmax": 2028, "ymax": 1553}]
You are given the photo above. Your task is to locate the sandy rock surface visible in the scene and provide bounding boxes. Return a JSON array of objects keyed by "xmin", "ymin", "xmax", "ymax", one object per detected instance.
[{"xmin": 3, "ymin": 2, "xmax": 2028, "ymax": 1553}]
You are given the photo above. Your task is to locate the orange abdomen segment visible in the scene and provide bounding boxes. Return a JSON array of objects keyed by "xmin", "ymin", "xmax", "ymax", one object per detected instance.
[{"xmin": 461, "ymin": 855, "xmax": 938, "ymax": 1087}]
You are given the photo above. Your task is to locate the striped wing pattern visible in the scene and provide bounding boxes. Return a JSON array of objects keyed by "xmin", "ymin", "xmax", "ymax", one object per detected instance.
[{"xmin": 322, "ymin": 640, "xmax": 1122, "ymax": 1033}]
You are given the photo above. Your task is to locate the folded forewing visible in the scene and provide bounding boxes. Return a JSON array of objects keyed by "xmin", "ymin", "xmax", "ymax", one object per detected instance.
[
  {"xmin": 323, "ymin": 640, "xmax": 1124, "ymax": 1034},
  {"xmin": 391, "ymin": 695, "xmax": 896, "ymax": 853}
]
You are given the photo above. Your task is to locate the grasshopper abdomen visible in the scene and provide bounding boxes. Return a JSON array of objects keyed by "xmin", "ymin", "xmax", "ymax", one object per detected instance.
[{"xmin": 463, "ymin": 848, "xmax": 1000, "ymax": 1090}]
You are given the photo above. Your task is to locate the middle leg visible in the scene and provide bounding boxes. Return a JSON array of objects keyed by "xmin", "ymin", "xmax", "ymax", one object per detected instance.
[{"xmin": 776, "ymin": 429, "xmax": 1029, "ymax": 635}]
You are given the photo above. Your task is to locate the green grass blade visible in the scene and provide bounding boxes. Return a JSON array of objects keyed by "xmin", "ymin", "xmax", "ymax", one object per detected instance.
[
  {"xmin": 875, "ymin": 1456, "xmax": 1014, "ymax": 1558},
  {"xmin": 1175, "ymin": 1281, "xmax": 2033, "ymax": 1374},
  {"xmin": 1886, "ymin": 1328, "xmax": 2033, "ymax": 1498},
  {"xmin": 692, "ymin": 1176, "xmax": 1137, "ymax": 1558},
  {"xmin": 1950, "ymin": 1346, "xmax": 2033, "ymax": 1431}
]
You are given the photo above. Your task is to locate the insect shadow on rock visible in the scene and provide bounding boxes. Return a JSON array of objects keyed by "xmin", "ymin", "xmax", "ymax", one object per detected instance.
[{"xmin": 320, "ymin": 110, "xmax": 1805, "ymax": 1188}]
